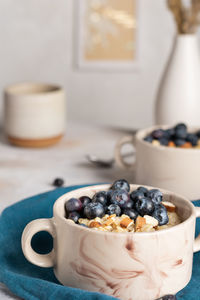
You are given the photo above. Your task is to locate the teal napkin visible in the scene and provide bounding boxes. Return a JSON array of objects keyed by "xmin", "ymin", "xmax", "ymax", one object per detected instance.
[{"xmin": 0, "ymin": 184, "xmax": 200, "ymax": 300}]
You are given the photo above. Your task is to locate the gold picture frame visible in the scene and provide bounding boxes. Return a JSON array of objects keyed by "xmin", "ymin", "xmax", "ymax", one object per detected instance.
[{"xmin": 77, "ymin": 0, "xmax": 139, "ymax": 70}]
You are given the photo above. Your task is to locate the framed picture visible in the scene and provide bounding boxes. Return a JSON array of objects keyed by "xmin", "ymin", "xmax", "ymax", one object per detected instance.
[{"xmin": 76, "ymin": 0, "xmax": 139, "ymax": 71}]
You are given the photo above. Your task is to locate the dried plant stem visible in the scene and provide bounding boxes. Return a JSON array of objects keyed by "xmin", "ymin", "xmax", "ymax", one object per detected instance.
[{"xmin": 167, "ymin": 0, "xmax": 200, "ymax": 33}]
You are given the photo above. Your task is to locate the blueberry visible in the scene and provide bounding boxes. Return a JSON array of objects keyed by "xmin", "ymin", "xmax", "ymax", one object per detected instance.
[
  {"xmin": 174, "ymin": 130, "xmax": 187, "ymax": 139},
  {"xmin": 111, "ymin": 179, "xmax": 130, "ymax": 192},
  {"xmin": 152, "ymin": 129, "xmax": 165, "ymax": 139},
  {"xmin": 137, "ymin": 186, "xmax": 149, "ymax": 195},
  {"xmin": 68, "ymin": 211, "xmax": 80, "ymax": 223},
  {"xmin": 196, "ymin": 130, "xmax": 200, "ymax": 138},
  {"xmin": 110, "ymin": 189, "xmax": 130, "ymax": 208},
  {"xmin": 123, "ymin": 200, "xmax": 134, "ymax": 209},
  {"xmin": 92, "ymin": 191, "xmax": 107, "ymax": 206},
  {"xmin": 135, "ymin": 197, "xmax": 154, "ymax": 216},
  {"xmin": 79, "ymin": 196, "xmax": 91, "ymax": 208},
  {"xmin": 186, "ymin": 133, "xmax": 198, "ymax": 146},
  {"xmin": 123, "ymin": 208, "xmax": 138, "ymax": 220},
  {"xmin": 174, "ymin": 123, "xmax": 187, "ymax": 139},
  {"xmin": 159, "ymin": 137, "xmax": 169, "ymax": 146},
  {"xmin": 65, "ymin": 198, "xmax": 82, "ymax": 212},
  {"xmin": 104, "ymin": 205, "xmax": 108, "ymax": 213},
  {"xmin": 130, "ymin": 190, "xmax": 145, "ymax": 202},
  {"xmin": 84, "ymin": 202, "xmax": 105, "ymax": 219},
  {"xmin": 165, "ymin": 128, "xmax": 175, "ymax": 138},
  {"xmin": 53, "ymin": 178, "xmax": 64, "ymax": 187},
  {"xmin": 107, "ymin": 204, "xmax": 121, "ymax": 216},
  {"xmin": 148, "ymin": 189, "xmax": 162, "ymax": 205},
  {"xmin": 106, "ymin": 190, "xmax": 113, "ymax": 202},
  {"xmin": 174, "ymin": 139, "xmax": 186, "ymax": 147},
  {"xmin": 144, "ymin": 135, "xmax": 153, "ymax": 143},
  {"xmin": 152, "ymin": 204, "xmax": 169, "ymax": 225},
  {"xmin": 175, "ymin": 123, "xmax": 187, "ymax": 131}
]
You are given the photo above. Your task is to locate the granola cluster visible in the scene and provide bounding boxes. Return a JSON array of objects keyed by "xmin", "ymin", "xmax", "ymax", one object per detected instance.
[
  {"xmin": 78, "ymin": 201, "xmax": 181, "ymax": 233},
  {"xmin": 65, "ymin": 179, "xmax": 182, "ymax": 233}
]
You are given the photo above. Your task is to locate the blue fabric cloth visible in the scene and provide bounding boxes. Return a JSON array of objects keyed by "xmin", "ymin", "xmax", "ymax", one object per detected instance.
[{"xmin": 0, "ymin": 185, "xmax": 200, "ymax": 300}]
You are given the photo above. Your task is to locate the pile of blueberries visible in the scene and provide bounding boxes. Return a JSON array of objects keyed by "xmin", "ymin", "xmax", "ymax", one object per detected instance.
[
  {"xmin": 144, "ymin": 123, "xmax": 200, "ymax": 147},
  {"xmin": 65, "ymin": 179, "xmax": 169, "ymax": 226}
]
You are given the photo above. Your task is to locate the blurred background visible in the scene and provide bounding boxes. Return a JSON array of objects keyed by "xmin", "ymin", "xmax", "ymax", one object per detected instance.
[
  {"xmin": 0, "ymin": 0, "xmax": 178, "ymax": 129},
  {"xmin": 1, "ymin": 2, "xmax": 200, "ymax": 298}
]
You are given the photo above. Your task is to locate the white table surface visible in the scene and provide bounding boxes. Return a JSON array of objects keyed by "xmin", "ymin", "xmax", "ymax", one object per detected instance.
[{"xmin": 0, "ymin": 121, "xmax": 135, "ymax": 300}]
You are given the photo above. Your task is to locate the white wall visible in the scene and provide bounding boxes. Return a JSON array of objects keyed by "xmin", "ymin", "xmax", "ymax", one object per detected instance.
[{"xmin": 0, "ymin": 0, "xmax": 181, "ymax": 129}]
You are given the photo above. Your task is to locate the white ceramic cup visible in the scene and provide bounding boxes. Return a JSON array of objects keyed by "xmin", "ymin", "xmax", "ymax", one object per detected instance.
[
  {"xmin": 115, "ymin": 126, "xmax": 200, "ymax": 200},
  {"xmin": 4, "ymin": 82, "xmax": 66, "ymax": 147},
  {"xmin": 21, "ymin": 184, "xmax": 200, "ymax": 300}
]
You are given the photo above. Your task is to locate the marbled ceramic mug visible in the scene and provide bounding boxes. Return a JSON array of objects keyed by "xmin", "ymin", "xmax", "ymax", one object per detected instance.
[
  {"xmin": 22, "ymin": 184, "xmax": 200, "ymax": 300},
  {"xmin": 115, "ymin": 126, "xmax": 200, "ymax": 200}
]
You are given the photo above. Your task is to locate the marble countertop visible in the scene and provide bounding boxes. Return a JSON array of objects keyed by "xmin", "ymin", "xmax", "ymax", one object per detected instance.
[{"xmin": 0, "ymin": 121, "xmax": 135, "ymax": 299}]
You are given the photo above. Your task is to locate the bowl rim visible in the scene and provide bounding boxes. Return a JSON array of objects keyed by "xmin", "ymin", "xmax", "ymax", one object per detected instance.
[
  {"xmin": 4, "ymin": 82, "xmax": 64, "ymax": 96},
  {"xmin": 53, "ymin": 183, "xmax": 196, "ymax": 237}
]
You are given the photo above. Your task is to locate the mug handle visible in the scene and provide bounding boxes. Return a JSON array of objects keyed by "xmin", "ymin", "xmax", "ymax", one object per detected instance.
[
  {"xmin": 115, "ymin": 135, "xmax": 136, "ymax": 170},
  {"xmin": 21, "ymin": 218, "xmax": 55, "ymax": 267},
  {"xmin": 194, "ymin": 207, "xmax": 200, "ymax": 252}
]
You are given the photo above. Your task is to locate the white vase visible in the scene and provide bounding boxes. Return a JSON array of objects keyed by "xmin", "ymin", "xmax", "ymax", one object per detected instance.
[{"xmin": 155, "ymin": 34, "xmax": 200, "ymax": 126}]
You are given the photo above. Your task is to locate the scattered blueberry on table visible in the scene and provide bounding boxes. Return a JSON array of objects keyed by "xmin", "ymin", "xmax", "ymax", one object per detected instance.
[
  {"xmin": 53, "ymin": 178, "xmax": 64, "ymax": 187},
  {"xmin": 64, "ymin": 179, "xmax": 181, "ymax": 232},
  {"xmin": 144, "ymin": 123, "xmax": 200, "ymax": 148}
]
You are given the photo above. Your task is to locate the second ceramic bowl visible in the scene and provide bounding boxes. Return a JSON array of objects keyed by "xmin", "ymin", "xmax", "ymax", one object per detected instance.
[
  {"xmin": 115, "ymin": 125, "xmax": 200, "ymax": 200},
  {"xmin": 21, "ymin": 184, "xmax": 200, "ymax": 300}
]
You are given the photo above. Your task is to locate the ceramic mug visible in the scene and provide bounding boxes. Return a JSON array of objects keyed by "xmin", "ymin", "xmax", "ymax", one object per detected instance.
[
  {"xmin": 22, "ymin": 184, "xmax": 200, "ymax": 300},
  {"xmin": 4, "ymin": 82, "xmax": 66, "ymax": 147},
  {"xmin": 115, "ymin": 126, "xmax": 200, "ymax": 200}
]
